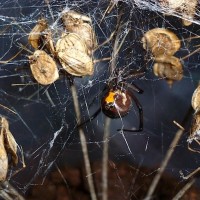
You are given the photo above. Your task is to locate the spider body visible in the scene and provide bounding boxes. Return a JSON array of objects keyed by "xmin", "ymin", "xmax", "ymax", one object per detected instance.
[
  {"xmin": 80, "ymin": 68, "xmax": 144, "ymax": 132},
  {"xmin": 101, "ymin": 89, "xmax": 132, "ymax": 118}
]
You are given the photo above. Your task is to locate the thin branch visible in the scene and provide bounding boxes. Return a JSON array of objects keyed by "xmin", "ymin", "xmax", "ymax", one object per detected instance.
[
  {"xmin": 172, "ymin": 179, "xmax": 195, "ymax": 200},
  {"xmin": 44, "ymin": 0, "xmax": 54, "ymax": 21},
  {"xmin": 180, "ymin": 167, "xmax": 200, "ymax": 180},
  {"xmin": 0, "ymin": 181, "xmax": 25, "ymax": 200},
  {"xmin": 0, "ymin": 48, "xmax": 24, "ymax": 64},
  {"xmin": 144, "ymin": 106, "xmax": 193, "ymax": 200},
  {"xmin": 70, "ymin": 82, "xmax": 97, "ymax": 200},
  {"xmin": 181, "ymin": 46, "xmax": 200, "ymax": 60},
  {"xmin": 0, "ymin": 104, "xmax": 17, "ymax": 115},
  {"xmin": 102, "ymin": 117, "xmax": 111, "ymax": 200},
  {"xmin": 144, "ymin": 128, "xmax": 185, "ymax": 200},
  {"xmin": 101, "ymin": 4, "xmax": 126, "ymax": 200}
]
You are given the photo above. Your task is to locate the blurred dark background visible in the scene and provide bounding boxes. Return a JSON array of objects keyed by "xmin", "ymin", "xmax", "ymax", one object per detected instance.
[{"xmin": 0, "ymin": 0, "xmax": 200, "ymax": 196}]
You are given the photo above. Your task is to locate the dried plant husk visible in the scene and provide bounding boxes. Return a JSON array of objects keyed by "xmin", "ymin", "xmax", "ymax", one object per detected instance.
[
  {"xmin": 29, "ymin": 50, "xmax": 59, "ymax": 85},
  {"xmin": 28, "ymin": 18, "xmax": 48, "ymax": 49},
  {"xmin": 0, "ymin": 117, "xmax": 18, "ymax": 182},
  {"xmin": 62, "ymin": 10, "xmax": 97, "ymax": 56},
  {"xmin": 142, "ymin": 28, "xmax": 180, "ymax": 57},
  {"xmin": 158, "ymin": 0, "xmax": 198, "ymax": 26},
  {"xmin": 191, "ymin": 85, "xmax": 200, "ymax": 111},
  {"xmin": 153, "ymin": 55, "xmax": 183, "ymax": 86},
  {"xmin": 56, "ymin": 33, "xmax": 93, "ymax": 76},
  {"xmin": 41, "ymin": 29, "xmax": 56, "ymax": 56}
]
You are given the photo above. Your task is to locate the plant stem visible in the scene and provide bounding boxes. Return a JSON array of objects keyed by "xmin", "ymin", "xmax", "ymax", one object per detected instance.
[
  {"xmin": 102, "ymin": 117, "xmax": 111, "ymax": 200},
  {"xmin": 144, "ymin": 108, "xmax": 193, "ymax": 200},
  {"xmin": 70, "ymin": 83, "xmax": 97, "ymax": 200}
]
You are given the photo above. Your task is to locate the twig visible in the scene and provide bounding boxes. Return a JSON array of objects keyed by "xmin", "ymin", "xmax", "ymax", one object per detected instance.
[
  {"xmin": 173, "ymin": 120, "xmax": 184, "ymax": 130},
  {"xmin": 0, "ymin": 181, "xmax": 25, "ymax": 200},
  {"xmin": 144, "ymin": 106, "xmax": 193, "ymax": 200},
  {"xmin": 144, "ymin": 128, "xmax": 185, "ymax": 200},
  {"xmin": 101, "ymin": 4, "xmax": 126, "ymax": 200},
  {"xmin": 70, "ymin": 82, "xmax": 97, "ymax": 200},
  {"xmin": 180, "ymin": 167, "xmax": 200, "ymax": 180},
  {"xmin": 102, "ymin": 117, "xmax": 111, "ymax": 200},
  {"xmin": 44, "ymin": 0, "xmax": 54, "ymax": 21},
  {"xmin": 0, "ymin": 48, "xmax": 24, "ymax": 64},
  {"xmin": 110, "ymin": 7, "xmax": 123, "ymax": 72},
  {"xmin": 171, "ymin": 179, "xmax": 195, "ymax": 200},
  {"xmin": 181, "ymin": 46, "xmax": 200, "ymax": 60},
  {"xmin": 0, "ymin": 104, "xmax": 17, "ymax": 115}
]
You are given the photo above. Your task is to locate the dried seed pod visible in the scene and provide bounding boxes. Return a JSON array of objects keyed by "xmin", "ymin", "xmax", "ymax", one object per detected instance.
[
  {"xmin": 56, "ymin": 33, "xmax": 93, "ymax": 76},
  {"xmin": 191, "ymin": 85, "xmax": 200, "ymax": 111},
  {"xmin": 0, "ymin": 117, "xmax": 18, "ymax": 182},
  {"xmin": 41, "ymin": 29, "xmax": 56, "ymax": 56},
  {"xmin": 29, "ymin": 50, "xmax": 59, "ymax": 85},
  {"xmin": 188, "ymin": 86, "xmax": 200, "ymax": 148},
  {"xmin": 142, "ymin": 28, "xmax": 181, "ymax": 57},
  {"xmin": 158, "ymin": 0, "xmax": 198, "ymax": 26},
  {"xmin": 189, "ymin": 111, "xmax": 200, "ymax": 142},
  {"xmin": 28, "ymin": 18, "xmax": 48, "ymax": 49},
  {"xmin": 153, "ymin": 55, "xmax": 183, "ymax": 86},
  {"xmin": 62, "ymin": 10, "xmax": 97, "ymax": 55}
]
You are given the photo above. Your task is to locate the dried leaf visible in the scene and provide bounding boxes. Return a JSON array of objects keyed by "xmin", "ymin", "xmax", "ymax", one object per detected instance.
[{"xmin": 0, "ymin": 117, "xmax": 18, "ymax": 181}]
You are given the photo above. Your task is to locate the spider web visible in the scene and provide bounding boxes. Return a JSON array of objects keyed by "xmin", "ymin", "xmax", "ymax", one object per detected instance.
[{"xmin": 0, "ymin": 0, "xmax": 200, "ymax": 198}]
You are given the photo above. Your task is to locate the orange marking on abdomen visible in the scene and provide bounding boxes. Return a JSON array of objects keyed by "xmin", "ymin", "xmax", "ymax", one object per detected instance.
[{"xmin": 105, "ymin": 91, "xmax": 115, "ymax": 103}]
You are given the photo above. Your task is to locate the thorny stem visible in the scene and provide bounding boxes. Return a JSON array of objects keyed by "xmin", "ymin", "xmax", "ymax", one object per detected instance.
[
  {"xmin": 102, "ymin": 117, "xmax": 111, "ymax": 200},
  {"xmin": 144, "ymin": 108, "xmax": 193, "ymax": 200},
  {"xmin": 0, "ymin": 181, "xmax": 25, "ymax": 200},
  {"xmin": 70, "ymin": 82, "xmax": 97, "ymax": 200},
  {"xmin": 171, "ymin": 179, "xmax": 195, "ymax": 200}
]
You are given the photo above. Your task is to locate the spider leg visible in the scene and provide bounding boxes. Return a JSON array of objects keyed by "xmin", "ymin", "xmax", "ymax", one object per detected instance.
[
  {"xmin": 100, "ymin": 0, "xmax": 117, "ymax": 23},
  {"xmin": 118, "ymin": 84, "xmax": 143, "ymax": 132},
  {"xmin": 119, "ymin": 81, "xmax": 143, "ymax": 94},
  {"xmin": 78, "ymin": 107, "xmax": 102, "ymax": 128},
  {"xmin": 87, "ymin": 86, "xmax": 107, "ymax": 109},
  {"xmin": 126, "ymin": 83, "xmax": 143, "ymax": 94},
  {"xmin": 123, "ymin": 69, "xmax": 146, "ymax": 80}
]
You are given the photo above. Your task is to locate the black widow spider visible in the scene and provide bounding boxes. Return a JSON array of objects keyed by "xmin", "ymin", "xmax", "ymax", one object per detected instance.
[{"xmin": 79, "ymin": 67, "xmax": 145, "ymax": 132}]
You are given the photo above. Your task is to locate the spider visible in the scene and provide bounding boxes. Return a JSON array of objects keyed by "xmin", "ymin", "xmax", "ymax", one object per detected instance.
[{"xmin": 79, "ymin": 67, "xmax": 145, "ymax": 132}]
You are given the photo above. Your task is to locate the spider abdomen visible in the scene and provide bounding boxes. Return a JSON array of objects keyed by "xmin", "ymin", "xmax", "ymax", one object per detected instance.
[{"xmin": 101, "ymin": 89, "xmax": 132, "ymax": 118}]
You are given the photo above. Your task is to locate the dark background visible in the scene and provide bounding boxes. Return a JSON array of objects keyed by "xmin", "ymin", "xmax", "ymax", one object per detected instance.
[{"xmin": 0, "ymin": 0, "xmax": 200, "ymax": 194}]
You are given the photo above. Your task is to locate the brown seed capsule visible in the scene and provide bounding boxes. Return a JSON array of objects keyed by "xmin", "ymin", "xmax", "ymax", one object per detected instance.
[
  {"xmin": 158, "ymin": 0, "xmax": 198, "ymax": 26},
  {"xmin": 189, "ymin": 87, "xmax": 200, "ymax": 148},
  {"xmin": 188, "ymin": 111, "xmax": 200, "ymax": 145},
  {"xmin": 56, "ymin": 33, "xmax": 93, "ymax": 76},
  {"xmin": 0, "ymin": 117, "xmax": 18, "ymax": 182},
  {"xmin": 153, "ymin": 55, "xmax": 183, "ymax": 87},
  {"xmin": 29, "ymin": 50, "xmax": 59, "ymax": 85},
  {"xmin": 191, "ymin": 85, "xmax": 200, "ymax": 111},
  {"xmin": 28, "ymin": 18, "xmax": 48, "ymax": 49},
  {"xmin": 142, "ymin": 28, "xmax": 181, "ymax": 57},
  {"xmin": 41, "ymin": 29, "xmax": 56, "ymax": 56},
  {"xmin": 62, "ymin": 10, "xmax": 97, "ymax": 55}
]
